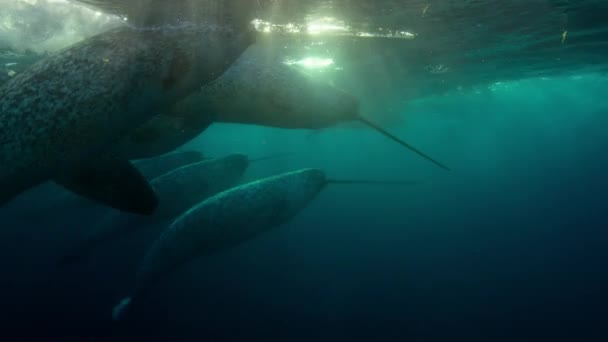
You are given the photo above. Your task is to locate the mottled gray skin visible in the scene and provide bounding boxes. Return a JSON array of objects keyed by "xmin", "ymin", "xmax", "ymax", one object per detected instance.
[
  {"xmin": 198, "ymin": 45, "xmax": 360, "ymax": 128},
  {"xmin": 148, "ymin": 154, "xmax": 249, "ymax": 220},
  {"xmin": 136, "ymin": 168, "xmax": 326, "ymax": 292},
  {"xmin": 112, "ymin": 168, "xmax": 326, "ymax": 320},
  {"xmin": 131, "ymin": 150, "xmax": 205, "ymax": 180},
  {"xmin": 58, "ymin": 154, "xmax": 250, "ymax": 265},
  {"xmin": 110, "ymin": 45, "xmax": 360, "ymax": 160},
  {"xmin": 2, "ymin": 45, "xmax": 359, "ymax": 161},
  {"xmin": 0, "ymin": 23, "xmax": 254, "ymax": 205}
]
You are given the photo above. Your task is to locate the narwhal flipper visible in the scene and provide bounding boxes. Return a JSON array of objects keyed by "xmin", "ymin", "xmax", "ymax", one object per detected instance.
[{"xmin": 53, "ymin": 154, "xmax": 159, "ymax": 215}]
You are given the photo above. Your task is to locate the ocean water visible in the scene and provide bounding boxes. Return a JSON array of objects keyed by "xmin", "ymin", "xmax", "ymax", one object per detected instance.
[{"xmin": 1, "ymin": 1, "xmax": 608, "ymax": 341}]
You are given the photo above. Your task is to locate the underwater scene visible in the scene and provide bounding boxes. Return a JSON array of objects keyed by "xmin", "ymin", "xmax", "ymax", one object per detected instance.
[{"xmin": 1, "ymin": 0, "xmax": 607, "ymax": 341}]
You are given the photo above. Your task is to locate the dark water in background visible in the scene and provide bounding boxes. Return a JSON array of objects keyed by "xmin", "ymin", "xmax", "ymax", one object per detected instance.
[{"xmin": 1, "ymin": 0, "xmax": 608, "ymax": 341}]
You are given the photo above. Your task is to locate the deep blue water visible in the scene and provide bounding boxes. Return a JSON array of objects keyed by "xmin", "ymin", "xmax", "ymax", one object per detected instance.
[
  {"xmin": 2, "ymin": 0, "xmax": 608, "ymax": 340},
  {"xmin": 1, "ymin": 72, "xmax": 607, "ymax": 341}
]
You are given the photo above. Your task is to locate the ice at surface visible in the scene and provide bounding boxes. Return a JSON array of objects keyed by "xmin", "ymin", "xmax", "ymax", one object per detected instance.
[
  {"xmin": 0, "ymin": 0, "xmax": 122, "ymax": 54},
  {"xmin": 2, "ymin": 0, "xmax": 608, "ymax": 123}
]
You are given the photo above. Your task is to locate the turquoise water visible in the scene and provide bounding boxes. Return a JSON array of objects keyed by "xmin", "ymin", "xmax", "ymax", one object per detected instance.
[
  {"xmin": 1, "ymin": 1, "xmax": 608, "ymax": 341},
  {"xmin": 2, "ymin": 72, "xmax": 606, "ymax": 340}
]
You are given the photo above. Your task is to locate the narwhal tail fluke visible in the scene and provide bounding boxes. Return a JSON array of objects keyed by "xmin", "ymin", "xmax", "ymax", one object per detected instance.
[
  {"xmin": 357, "ymin": 116, "xmax": 451, "ymax": 171},
  {"xmin": 249, "ymin": 152, "xmax": 294, "ymax": 163},
  {"xmin": 112, "ymin": 297, "xmax": 133, "ymax": 321},
  {"xmin": 327, "ymin": 179, "xmax": 422, "ymax": 186}
]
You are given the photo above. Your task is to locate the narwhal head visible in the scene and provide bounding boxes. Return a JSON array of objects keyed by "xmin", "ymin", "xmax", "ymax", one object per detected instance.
[
  {"xmin": 298, "ymin": 85, "xmax": 361, "ymax": 129},
  {"xmin": 280, "ymin": 168, "xmax": 328, "ymax": 206},
  {"xmin": 260, "ymin": 62, "xmax": 362, "ymax": 129},
  {"xmin": 298, "ymin": 168, "xmax": 328, "ymax": 190}
]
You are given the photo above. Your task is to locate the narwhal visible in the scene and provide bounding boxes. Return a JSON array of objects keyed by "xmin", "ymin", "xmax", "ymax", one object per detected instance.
[
  {"xmin": 131, "ymin": 150, "xmax": 205, "ymax": 180},
  {"xmin": 110, "ymin": 168, "xmax": 419, "ymax": 320},
  {"xmin": 110, "ymin": 45, "xmax": 450, "ymax": 170},
  {"xmin": 3, "ymin": 43, "xmax": 449, "ymax": 172},
  {"xmin": 200, "ymin": 46, "xmax": 450, "ymax": 171},
  {"xmin": 0, "ymin": 22, "xmax": 256, "ymax": 214},
  {"xmin": 57, "ymin": 153, "xmax": 291, "ymax": 265}
]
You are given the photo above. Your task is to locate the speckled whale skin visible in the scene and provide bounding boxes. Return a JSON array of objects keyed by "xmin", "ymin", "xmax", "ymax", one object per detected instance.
[
  {"xmin": 197, "ymin": 45, "xmax": 360, "ymax": 128},
  {"xmin": 0, "ymin": 23, "xmax": 254, "ymax": 204},
  {"xmin": 148, "ymin": 154, "xmax": 250, "ymax": 220},
  {"xmin": 135, "ymin": 168, "xmax": 326, "ymax": 291},
  {"xmin": 112, "ymin": 45, "xmax": 360, "ymax": 160},
  {"xmin": 59, "ymin": 154, "xmax": 249, "ymax": 265}
]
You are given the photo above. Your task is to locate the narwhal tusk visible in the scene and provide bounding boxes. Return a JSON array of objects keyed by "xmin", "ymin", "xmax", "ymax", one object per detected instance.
[{"xmin": 357, "ymin": 116, "xmax": 451, "ymax": 171}]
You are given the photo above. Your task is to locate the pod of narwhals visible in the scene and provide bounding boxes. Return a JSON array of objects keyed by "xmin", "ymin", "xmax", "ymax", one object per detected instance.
[
  {"xmin": 0, "ymin": 6, "xmax": 449, "ymax": 321},
  {"xmin": 41, "ymin": 40, "xmax": 444, "ymax": 322},
  {"xmin": 50, "ymin": 148, "xmax": 420, "ymax": 321},
  {"xmin": 57, "ymin": 151, "xmax": 292, "ymax": 265}
]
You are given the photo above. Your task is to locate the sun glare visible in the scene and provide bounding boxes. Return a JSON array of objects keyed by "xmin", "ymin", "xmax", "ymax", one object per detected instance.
[{"xmin": 284, "ymin": 57, "xmax": 335, "ymax": 70}]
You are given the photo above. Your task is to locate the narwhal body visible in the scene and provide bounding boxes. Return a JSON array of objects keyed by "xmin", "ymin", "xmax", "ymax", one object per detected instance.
[
  {"xmin": 199, "ymin": 46, "xmax": 359, "ymax": 129},
  {"xmin": 131, "ymin": 150, "xmax": 205, "ymax": 180},
  {"xmin": 112, "ymin": 168, "xmax": 328, "ymax": 320},
  {"xmin": 0, "ymin": 23, "xmax": 255, "ymax": 213},
  {"xmin": 112, "ymin": 45, "xmax": 449, "ymax": 170},
  {"xmin": 199, "ymin": 46, "xmax": 449, "ymax": 170},
  {"xmin": 2, "ymin": 42, "xmax": 448, "ymax": 171},
  {"xmin": 58, "ymin": 154, "xmax": 250, "ymax": 265},
  {"xmin": 106, "ymin": 44, "xmax": 347, "ymax": 160}
]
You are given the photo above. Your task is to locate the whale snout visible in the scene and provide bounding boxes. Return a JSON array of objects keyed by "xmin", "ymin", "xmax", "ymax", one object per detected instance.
[{"xmin": 300, "ymin": 168, "xmax": 327, "ymax": 190}]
